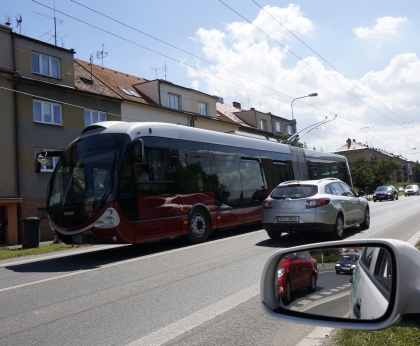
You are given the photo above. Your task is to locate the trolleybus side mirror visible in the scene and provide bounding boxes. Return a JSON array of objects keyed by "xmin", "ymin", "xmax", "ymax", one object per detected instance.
[{"xmin": 132, "ymin": 138, "xmax": 144, "ymax": 162}]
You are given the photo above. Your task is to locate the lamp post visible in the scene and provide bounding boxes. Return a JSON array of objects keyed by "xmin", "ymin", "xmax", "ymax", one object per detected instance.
[
  {"xmin": 405, "ymin": 148, "xmax": 416, "ymax": 182},
  {"xmin": 291, "ymin": 93, "xmax": 318, "ymax": 121}
]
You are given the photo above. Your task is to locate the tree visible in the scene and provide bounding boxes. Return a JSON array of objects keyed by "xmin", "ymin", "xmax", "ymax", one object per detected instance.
[
  {"xmin": 350, "ymin": 157, "xmax": 375, "ymax": 188},
  {"xmin": 412, "ymin": 161, "xmax": 420, "ymax": 183},
  {"xmin": 372, "ymin": 157, "xmax": 400, "ymax": 186}
]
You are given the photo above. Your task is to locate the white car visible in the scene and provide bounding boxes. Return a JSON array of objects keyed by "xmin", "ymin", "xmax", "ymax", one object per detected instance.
[
  {"xmin": 404, "ymin": 184, "xmax": 419, "ymax": 196},
  {"xmin": 349, "ymin": 247, "xmax": 391, "ymax": 319}
]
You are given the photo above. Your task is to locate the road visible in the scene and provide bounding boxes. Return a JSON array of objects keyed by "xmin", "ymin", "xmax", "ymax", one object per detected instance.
[{"xmin": 1, "ymin": 195, "xmax": 420, "ymax": 346}]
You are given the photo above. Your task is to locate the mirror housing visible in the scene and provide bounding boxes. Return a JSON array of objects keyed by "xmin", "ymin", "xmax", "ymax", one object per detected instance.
[
  {"xmin": 132, "ymin": 138, "xmax": 144, "ymax": 162},
  {"xmin": 261, "ymin": 239, "xmax": 420, "ymax": 329}
]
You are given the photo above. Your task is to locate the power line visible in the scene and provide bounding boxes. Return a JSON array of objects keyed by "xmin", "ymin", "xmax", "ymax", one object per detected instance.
[
  {"xmin": 219, "ymin": 0, "xmax": 410, "ymax": 129},
  {"xmin": 251, "ymin": 0, "xmax": 418, "ymax": 133}
]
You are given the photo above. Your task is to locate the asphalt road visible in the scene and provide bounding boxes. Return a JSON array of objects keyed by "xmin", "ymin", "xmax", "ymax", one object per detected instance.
[{"xmin": 1, "ymin": 195, "xmax": 420, "ymax": 346}]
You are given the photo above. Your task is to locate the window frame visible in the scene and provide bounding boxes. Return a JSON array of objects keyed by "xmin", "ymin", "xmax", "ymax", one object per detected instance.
[
  {"xmin": 198, "ymin": 101, "xmax": 209, "ymax": 116},
  {"xmin": 168, "ymin": 93, "xmax": 181, "ymax": 110},
  {"xmin": 260, "ymin": 119, "xmax": 267, "ymax": 131},
  {"xmin": 31, "ymin": 52, "xmax": 60, "ymax": 78},
  {"xmin": 275, "ymin": 121, "xmax": 281, "ymax": 132},
  {"xmin": 33, "ymin": 100, "xmax": 62, "ymax": 125},
  {"xmin": 84, "ymin": 109, "xmax": 107, "ymax": 127}
]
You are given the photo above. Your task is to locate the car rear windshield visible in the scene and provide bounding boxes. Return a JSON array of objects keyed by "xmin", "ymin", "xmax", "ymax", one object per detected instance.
[
  {"xmin": 271, "ymin": 185, "xmax": 318, "ymax": 199},
  {"xmin": 376, "ymin": 186, "xmax": 390, "ymax": 191},
  {"xmin": 340, "ymin": 255, "xmax": 359, "ymax": 262}
]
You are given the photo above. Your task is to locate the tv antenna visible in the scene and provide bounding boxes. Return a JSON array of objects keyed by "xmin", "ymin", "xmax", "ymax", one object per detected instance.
[
  {"xmin": 15, "ymin": 14, "xmax": 22, "ymax": 34},
  {"xmin": 96, "ymin": 44, "xmax": 108, "ymax": 67},
  {"xmin": 151, "ymin": 59, "xmax": 167, "ymax": 80},
  {"xmin": 360, "ymin": 126, "xmax": 374, "ymax": 145},
  {"xmin": 34, "ymin": 6, "xmax": 65, "ymax": 46},
  {"xmin": 5, "ymin": 15, "xmax": 11, "ymax": 26}
]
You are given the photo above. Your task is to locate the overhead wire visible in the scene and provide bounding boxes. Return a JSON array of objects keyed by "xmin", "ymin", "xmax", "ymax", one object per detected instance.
[
  {"xmin": 218, "ymin": 0, "xmax": 411, "ymax": 130},
  {"xmin": 251, "ymin": 0, "xmax": 417, "ymax": 130},
  {"xmin": 30, "ymin": 0, "xmax": 403, "ymax": 153}
]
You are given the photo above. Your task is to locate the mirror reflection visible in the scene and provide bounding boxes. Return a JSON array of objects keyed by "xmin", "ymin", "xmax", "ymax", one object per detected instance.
[{"xmin": 276, "ymin": 246, "xmax": 392, "ymax": 320}]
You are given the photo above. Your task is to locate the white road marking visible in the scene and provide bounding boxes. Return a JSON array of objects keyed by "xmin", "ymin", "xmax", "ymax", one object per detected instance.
[
  {"xmin": 298, "ymin": 299, "xmax": 312, "ymax": 305},
  {"xmin": 0, "ymin": 231, "xmax": 265, "ymax": 293},
  {"xmin": 329, "ymin": 288, "xmax": 339, "ymax": 292},
  {"xmin": 320, "ymin": 291, "xmax": 332, "ymax": 295},
  {"xmin": 337, "ymin": 286, "xmax": 346, "ymax": 289},
  {"xmin": 309, "ymin": 295, "xmax": 323, "ymax": 299},
  {"xmin": 125, "ymin": 284, "xmax": 260, "ymax": 346}
]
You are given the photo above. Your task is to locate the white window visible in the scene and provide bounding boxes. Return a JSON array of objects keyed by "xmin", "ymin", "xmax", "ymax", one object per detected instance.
[
  {"xmin": 33, "ymin": 100, "xmax": 62, "ymax": 125},
  {"xmin": 275, "ymin": 121, "xmax": 281, "ymax": 132},
  {"xmin": 198, "ymin": 102, "xmax": 209, "ymax": 116},
  {"xmin": 118, "ymin": 86, "xmax": 141, "ymax": 97},
  {"xmin": 31, "ymin": 52, "xmax": 60, "ymax": 78},
  {"xmin": 35, "ymin": 149, "xmax": 59, "ymax": 173},
  {"xmin": 260, "ymin": 119, "xmax": 267, "ymax": 131},
  {"xmin": 168, "ymin": 93, "xmax": 181, "ymax": 109},
  {"xmin": 84, "ymin": 109, "xmax": 106, "ymax": 127},
  {"xmin": 287, "ymin": 124, "xmax": 293, "ymax": 135}
]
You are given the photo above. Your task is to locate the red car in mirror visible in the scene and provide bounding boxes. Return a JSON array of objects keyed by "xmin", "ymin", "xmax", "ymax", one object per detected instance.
[{"xmin": 277, "ymin": 251, "xmax": 318, "ymax": 305}]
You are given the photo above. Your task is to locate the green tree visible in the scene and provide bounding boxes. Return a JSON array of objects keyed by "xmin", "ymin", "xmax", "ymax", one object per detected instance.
[
  {"xmin": 350, "ymin": 157, "xmax": 375, "ymax": 188},
  {"xmin": 372, "ymin": 157, "xmax": 400, "ymax": 186},
  {"xmin": 412, "ymin": 161, "xmax": 420, "ymax": 183}
]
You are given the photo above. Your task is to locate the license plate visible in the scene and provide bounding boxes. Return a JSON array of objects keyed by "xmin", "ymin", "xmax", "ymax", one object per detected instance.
[
  {"xmin": 342, "ymin": 267, "xmax": 350, "ymax": 270},
  {"xmin": 277, "ymin": 216, "xmax": 299, "ymax": 222}
]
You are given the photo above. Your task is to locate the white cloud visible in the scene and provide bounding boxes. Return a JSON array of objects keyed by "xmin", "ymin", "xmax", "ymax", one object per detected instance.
[
  {"xmin": 353, "ymin": 16, "xmax": 408, "ymax": 40},
  {"xmin": 187, "ymin": 6, "xmax": 420, "ymax": 156}
]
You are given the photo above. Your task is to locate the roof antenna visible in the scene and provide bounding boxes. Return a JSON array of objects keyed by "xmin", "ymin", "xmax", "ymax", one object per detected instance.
[
  {"xmin": 96, "ymin": 44, "xmax": 108, "ymax": 67},
  {"xmin": 150, "ymin": 65, "xmax": 163, "ymax": 79},
  {"xmin": 34, "ymin": 7, "xmax": 65, "ymax": 46},
  {"xmin": 15, "ymin": 14, "xmax": 22, "ymax": 34}
]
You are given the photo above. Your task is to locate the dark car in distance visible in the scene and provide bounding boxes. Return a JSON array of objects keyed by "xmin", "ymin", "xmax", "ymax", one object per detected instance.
[
  {"xmin": 373, "ymin": 185, "xmax": 398, "ymax": 202},
  {"xmin": 335, "ymin": 254, "xmax": 360, "ymax": 274},
  {"xmin": 277, "ymin": 251, "xmax": 318, "ymax": 305}
]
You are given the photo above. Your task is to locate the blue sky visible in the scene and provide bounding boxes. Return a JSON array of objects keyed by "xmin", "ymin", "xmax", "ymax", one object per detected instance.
[{"xmin": 3, "ymin": 0, "xmax": 420, "ymax": 160}]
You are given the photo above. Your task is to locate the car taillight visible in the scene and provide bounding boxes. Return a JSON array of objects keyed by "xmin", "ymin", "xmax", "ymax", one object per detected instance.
[
  {"xmin": 306, "ymin": 198, "xmax": 331, "ymax": 208},
  {"xmin": 262, "ymin": 200, "xmax": 272, "ymax": 209}
]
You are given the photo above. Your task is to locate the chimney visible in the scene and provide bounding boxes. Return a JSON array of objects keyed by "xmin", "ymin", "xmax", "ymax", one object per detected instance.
[
  {"xmin": 250, "ymin": 107, "xmax": 255, "ymax": 111},
  {"xmin": 352, "ymin": 139, "xmax": 356, "ymax": 142},
  {"xmin": 346, "ymin": 138, "xmax": 351, "ymax": 149},
  {"xmin": 232, "ymin": 101, "xmax": 241, "ymax": 109}
]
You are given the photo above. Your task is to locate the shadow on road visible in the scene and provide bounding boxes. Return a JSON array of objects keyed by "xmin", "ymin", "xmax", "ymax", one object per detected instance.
[
  {"xmin": 256, "ymin": 225, "xmax": 364, "ymax": 249},
  {"xmin": 4, "ymin": 224, "xmax": 263, "ymax": 273}
]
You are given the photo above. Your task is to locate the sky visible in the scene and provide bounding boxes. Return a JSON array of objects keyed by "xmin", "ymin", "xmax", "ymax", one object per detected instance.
[{"xmin": 3, "ymin": 0, "xmax": 420, "ymax": 161}]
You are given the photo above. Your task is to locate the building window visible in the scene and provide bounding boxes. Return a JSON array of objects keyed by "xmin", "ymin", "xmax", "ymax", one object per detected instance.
[
  {"xmin": 84, "ymin": 109, "xmax": 106, "ymax": 127},
  {"xmin": 260, "ymin": 119, "xmax": 267, "ymax": 131},
  {"xmin": 31, "ymin": 52, "xmax": 60, "ymax": 78},
  {"xmin": 33, "ymin": 100, "xmax": 62, "ymax": 125},
  {"xmin": 198, "ymin": 102, "xmax": 209, "ymax": 116},
  {"xmin": 275, "ymin": 121, "xmax": 281, "ymax": 132},
  {"xmin": 168, "ymin": 93, "xmax": 181, "ymax": 109},
  {"xmin": 35, "ymin": 149, "xmax": 59, "ymax": 172},
  {"xmin": 287, "ymin": 124, "xmax": 293, "ymax": 135},
  {"xmin": 118, "ymin": 86, "xmax": 141, "ymax": 97}
]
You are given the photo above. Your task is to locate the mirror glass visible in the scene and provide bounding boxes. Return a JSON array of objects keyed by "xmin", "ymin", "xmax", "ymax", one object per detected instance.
[{"xmin": 276, "ymin": 246, "xmax": 392, "ymax": 320}]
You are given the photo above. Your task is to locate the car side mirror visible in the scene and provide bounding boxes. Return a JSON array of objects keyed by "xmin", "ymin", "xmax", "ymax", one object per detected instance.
[
  {"xmin": 358, "ymin": 191, "xmax": 365, "ymax": 197},
  {"xmin": 261, "ymin": 239, "xmax": 420, "ymax": 329}
]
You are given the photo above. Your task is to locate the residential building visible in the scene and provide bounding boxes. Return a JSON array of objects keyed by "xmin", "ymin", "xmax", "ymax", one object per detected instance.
[
  {"xmin": 0, "ymin": 23, "xmax": 122, "ymax": 245},
  {"xmin": 332, "ymin": 138, "xmax": 408, "ymax": 183}
]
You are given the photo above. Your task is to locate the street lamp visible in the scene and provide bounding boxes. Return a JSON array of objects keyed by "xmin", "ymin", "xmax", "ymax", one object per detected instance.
[
  {"xmin": 405, "ymin": 148, "xmax": 416, "ymax": 182},
  {"xmin": 291, "ymin": 93, "xmax": 318, "ymax": 121}
]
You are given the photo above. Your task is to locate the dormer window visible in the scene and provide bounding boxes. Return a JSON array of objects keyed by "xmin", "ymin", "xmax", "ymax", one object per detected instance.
[
  {"xmin": 31, "ymin": 52, "xmax": 60, "ymax": 78},
  {"xmin": 118, "ymin": 87, "xmax": 141, "ymax": 97},
  {"xmin": 168, "ymin": 93, "xmax": 181, "ymax": 110},
  {"xmin": 198, "ymin": 102, "xmax": 209, "ymax": 116}
]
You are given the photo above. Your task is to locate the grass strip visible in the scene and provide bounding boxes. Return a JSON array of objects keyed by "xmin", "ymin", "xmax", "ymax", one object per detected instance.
[{"xmin": 0, "ymin": 243, "xmax": 89, "ymax": 260}]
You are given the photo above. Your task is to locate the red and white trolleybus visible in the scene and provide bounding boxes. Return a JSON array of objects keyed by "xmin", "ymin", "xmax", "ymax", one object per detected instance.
[{"xmin": 41, "ymin": 121, "xmax": 351, "ymax": 245}]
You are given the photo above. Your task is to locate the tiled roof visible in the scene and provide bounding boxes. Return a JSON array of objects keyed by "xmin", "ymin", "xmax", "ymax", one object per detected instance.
[
  {"xmin": 75, "ymin": 59, "xmax": 156, "ymax": 104},
  {"xmin": 74, "ymin": 62, "xmax": 122, "ymax": 99},
  {"xmin": 216, "ymin": 102, "xmax": 251, "ymax": 127}
]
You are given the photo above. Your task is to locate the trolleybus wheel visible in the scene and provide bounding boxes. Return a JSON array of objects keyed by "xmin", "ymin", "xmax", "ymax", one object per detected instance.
[{"xmin": 188, "ymin": 208, "xmax": 211, "ymax": 244}]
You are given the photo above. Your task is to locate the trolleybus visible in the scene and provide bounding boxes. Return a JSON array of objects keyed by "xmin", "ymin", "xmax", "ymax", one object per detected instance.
[{"xmin": 41, "ymin": 121, "xmax": 351, "ymax": 245}]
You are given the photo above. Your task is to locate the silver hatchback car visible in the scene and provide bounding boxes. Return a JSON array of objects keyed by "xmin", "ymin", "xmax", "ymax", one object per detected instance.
[{"xmin": 262, "ymin": 178, "xmax": 370, "ymax": 240}]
